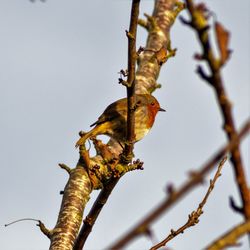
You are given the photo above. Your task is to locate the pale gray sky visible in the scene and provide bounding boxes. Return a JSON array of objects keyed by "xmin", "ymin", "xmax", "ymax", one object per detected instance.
[{"xmin": 0, "ymin": 1, "xmax": 249, "ymax": 250}]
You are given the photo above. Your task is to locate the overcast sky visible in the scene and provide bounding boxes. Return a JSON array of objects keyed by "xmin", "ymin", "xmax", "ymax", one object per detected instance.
[{"xmin": 0, "ymin": 1, "xmax": 249, "ymax": 250}]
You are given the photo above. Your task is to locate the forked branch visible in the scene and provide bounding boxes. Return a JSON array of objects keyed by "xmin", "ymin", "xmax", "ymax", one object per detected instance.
[{"xmin": 182, "ymin": 0, "xmax": 250, "ymax": 219}]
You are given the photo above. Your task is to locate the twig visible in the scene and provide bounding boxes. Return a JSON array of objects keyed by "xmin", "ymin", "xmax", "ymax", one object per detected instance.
[
  {"xmin": 229, "ymin": 196, "xmax": 244, "ymax": 215},
  {"xmin": 59, "ymin": 163, "xmax": 71, "ymax": 174},
  {"xmin": 183, "ymin": 0, "xmax": 250, "ymax": 220},
  {"xmin": 5, "ymin": 218, "xmax": 52, "ymax": 239},
  {"xmin": 107, "ymin": 119, "xmax": 250, "ymax": 250},
  {"xmin": 151, "ymin": 157, "xmax": 227, "ymax": 250},
  {"xmin": 205, "ymin": 220, "xmax": 250, "ymax": 250},
  {"xmin": 73, "ymin": 1, "xmax": 141, "ymax": 249},
  {"xmin": 121, "ymin": 0, "xmax": 140, "ymax": 164},
  {"xmin": 5, "ymin": 218, "xmax": 40, "ymax": 227}
]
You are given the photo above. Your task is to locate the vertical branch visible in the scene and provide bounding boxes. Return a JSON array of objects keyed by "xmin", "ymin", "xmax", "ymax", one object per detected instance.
[
  {"xmin": 73, "ymin": 1, "xmax": 141, "ymax": 249},
  {"xmin": 183, "ymin": 0, "xmax": 250, "ymax": 220},
  {"xmin": 122, "ymin": 0, "xmax": 140, "ymax": 163}
]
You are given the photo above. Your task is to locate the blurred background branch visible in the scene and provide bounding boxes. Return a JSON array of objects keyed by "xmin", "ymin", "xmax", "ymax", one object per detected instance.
[
  {"xmin": 182, "ymin": 0, "xmax": 250, "ymax": 221},
  {"xmin": 108, "ymin": 119, "xmax": 250, "ymax": 249}
]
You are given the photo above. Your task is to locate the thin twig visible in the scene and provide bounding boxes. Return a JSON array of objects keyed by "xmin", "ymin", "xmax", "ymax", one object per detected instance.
[
  {"xmin": 5, "ymin": 218, "xmax": 40, "ymax": 227},
  {"xmin": 73, "ymin": 1, "xmax": 141, "ymax": 249},
  {"xmin": 184, "ymin": 0, "xmax": 250, "ymax": 220},
  {"xmin": 107, "ymin": 119, "xmax": 250, "ymax": 250},
  {"xmin": 206, "ymin": 220, "xmax": 250, "ymax": 250},
  {"xmin": 5, "ymin": 218, "xmax": 52, "ymax": 239},
  {"xmin": 58, "ymin": 163, "xmax": 71, "ymax": 174},
  {"xmin": 150, "ymin": 157, "xmax": 227, "ymax": 250},
  {"xmin": 121, "ymin": 0, "xmax": 140, "ymax": 164}
]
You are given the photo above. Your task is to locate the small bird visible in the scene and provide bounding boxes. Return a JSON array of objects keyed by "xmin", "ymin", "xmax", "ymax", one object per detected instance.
[{"xmin": 75, "ymin": 94, "xmax": 165, "ymax": 148}]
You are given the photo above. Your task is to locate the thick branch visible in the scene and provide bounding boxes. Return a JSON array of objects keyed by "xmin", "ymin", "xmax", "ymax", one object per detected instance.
[
  {"xmin": 108, "ymin": 119, "xmax": 250, "ymax": 249},
  {"xmin": 184, "ymin": 0, "xmax": 250, "ymax": 219},
  {"xmin": 135, "ymin": 0, "xmax": 183, "ymax": 94},
  {"xmin": 49, "ymin": 164, "xmax": 92, "ymax": 250},
  {"xmin": 73, "ymin": 177, "xmax": 119, "ymax": 250}
]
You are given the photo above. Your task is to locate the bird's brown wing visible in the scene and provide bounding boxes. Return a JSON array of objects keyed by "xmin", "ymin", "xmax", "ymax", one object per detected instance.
[{"xmin": 90, "ymin": 98, "xmax": 127, "ymax": 127}]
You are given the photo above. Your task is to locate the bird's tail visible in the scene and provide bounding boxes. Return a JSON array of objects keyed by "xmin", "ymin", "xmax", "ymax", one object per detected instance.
[
  {"xmin": 75, "ymin": 131, "xmax": 92, "ymax": 148},
  {"xmin": 75, "ymin": 124, "xmax": 106, "ymax": 148}
]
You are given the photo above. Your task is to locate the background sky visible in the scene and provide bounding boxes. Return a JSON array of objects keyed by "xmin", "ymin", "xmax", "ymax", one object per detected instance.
[{"xmin": 0, "ymin": 1, "xmax": 249, "ymax": 250}]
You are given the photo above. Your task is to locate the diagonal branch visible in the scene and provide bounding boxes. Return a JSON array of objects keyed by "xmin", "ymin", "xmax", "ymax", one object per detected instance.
[
  {"xmin": 150, "ymin": 157, "xmax": 227, "ymax": 250},
  {"xmin": 135, "ymin": 0, "xmax": 185, "ymax": 95},
  {"xmin": 73, "ymin": 177, "xmax": 120, "ymax": 250},
  {"xmin": 205, "ymin": 220, "xmax": 250, "ymax": 250},
  {"xmin": 49, "ymin": 163, "xmax": 92, "ymax": 250},
  {"xmin": 183, "ymin": 0, "xmax": 250, "ymax": 220},
  {"xmin": 107, "ymin": 119, "xmax": 250, "ymax": 250}
]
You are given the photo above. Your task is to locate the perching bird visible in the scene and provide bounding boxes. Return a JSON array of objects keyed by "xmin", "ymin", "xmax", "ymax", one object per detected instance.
[{"xmin": 75, "ymin": 94, "xmax": 165, "ymax": 148}]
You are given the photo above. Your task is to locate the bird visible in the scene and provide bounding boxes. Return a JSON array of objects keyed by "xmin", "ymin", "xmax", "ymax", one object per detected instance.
[{"xmin": 75, "ymin": 94, "xmax": 165, "ymax": 148}]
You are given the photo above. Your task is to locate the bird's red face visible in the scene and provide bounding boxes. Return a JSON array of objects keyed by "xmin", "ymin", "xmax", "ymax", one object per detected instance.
[{"xmin": 146, "ymin": 96, "xmax": 165, "ymax": 128}]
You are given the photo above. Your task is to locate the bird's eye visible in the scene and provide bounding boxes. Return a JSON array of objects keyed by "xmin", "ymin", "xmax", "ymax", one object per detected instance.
[
  {"xmin": 137, "ymin": 100, "xmax": 142, "ymax": 105},
  {"xmin": 151, "ymin": 102, "xmax": 155, "ymax": 106}
]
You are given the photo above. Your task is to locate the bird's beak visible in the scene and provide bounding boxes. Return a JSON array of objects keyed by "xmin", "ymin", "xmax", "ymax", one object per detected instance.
[{"xmin": 159, "ymin": 107, "xmax": 166, "ymax": 112}]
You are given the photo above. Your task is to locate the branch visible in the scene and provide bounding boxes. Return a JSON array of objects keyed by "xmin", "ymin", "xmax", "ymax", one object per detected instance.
[
  {"xmin": 150, "ymin": 157, "xmax": 227, "ymax": 250},
  {"xmin": 121, "ymin": 0, "xmax": 140, "ymax": 163},
  {"xmin": 49, "ymin": 164, "xmax": 92, "ymax": 250},
  {"xmin": 46, "ymin": 1, "xmax": 183, "ymax": 249},
  {"xmin": 74, "ymin": 1, "xmax": 141, "ymax": 249},
  {"xmin": 72, "ymin": 1, "xmax": 182, "ymax": 249},
  {"xmin": 135, "ymin": 0, "xmax": 185, "ymax": 94},
  {"xmin": 183, "ymin": 0, "xmax": 250, "ymax": 220},
  {"xmin": 205, "ymin": 220, "xmax": 250, "ymax": 250},
  {"xmin": 73, "ymin": 177, "xmax": 120, "ymax": 250},
  {"xmin": 107, "ymin": 118, "xmax": 250, "ymax": 249}
]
